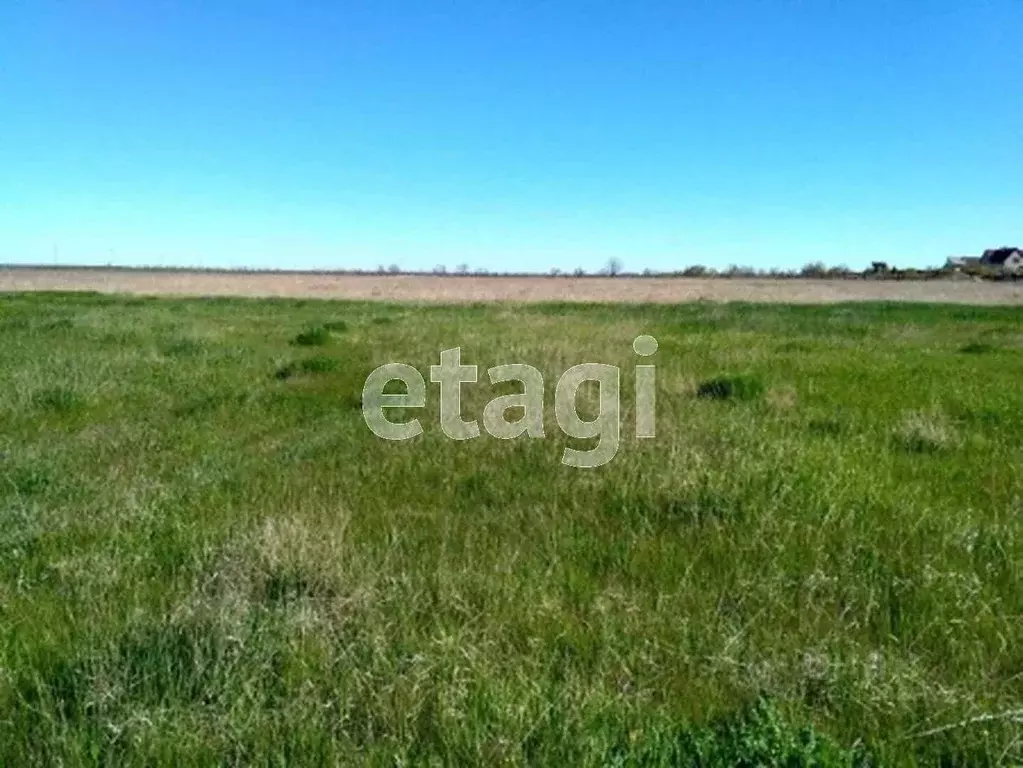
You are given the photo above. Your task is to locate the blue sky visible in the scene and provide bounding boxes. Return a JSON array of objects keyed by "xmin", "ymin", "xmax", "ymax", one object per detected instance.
[{"xmin": 2, "ymin": 1, "xmax": 1020, "ymax": 273}]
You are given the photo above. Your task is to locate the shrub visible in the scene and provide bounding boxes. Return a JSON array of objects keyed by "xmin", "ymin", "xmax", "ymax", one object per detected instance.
[
  {"xmin": 680, "ymin": 696, "xmax": 861, "ymax": 765},
  {"xmin": 963, "ymin": 264, "xmax": 999, "ymax": 280}
]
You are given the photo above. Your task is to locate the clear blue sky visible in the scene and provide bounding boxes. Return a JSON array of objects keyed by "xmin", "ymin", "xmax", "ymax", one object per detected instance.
[{"xmin": 2, "ymin": 1, "xmax": 1020, "ymax": 273}]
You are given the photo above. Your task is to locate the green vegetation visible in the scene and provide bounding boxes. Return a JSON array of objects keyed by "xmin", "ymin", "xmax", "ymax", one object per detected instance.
[
  {"xmin": 697, "ymin": 374, "xmax": 766, "ymax": 402},
  {"xmin": 959, "ymin": 341, "xmax": 996, "ymax": 355},
  {"xmin": 0, "ymin": 292, "xmax": 1021, "ymax": 765},
  {"xmin": 292, "ymin": 325, "xmax": 333, "ymax": 347},
  {"xmin": 276, "ymin": 355, "xmax": 344, "ymax": 380}
]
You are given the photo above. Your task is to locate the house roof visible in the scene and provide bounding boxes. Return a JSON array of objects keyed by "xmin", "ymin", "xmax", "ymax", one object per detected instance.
[{"xmin": 981, "ymin": 247, "xmax": 1023, "ymax": 265}]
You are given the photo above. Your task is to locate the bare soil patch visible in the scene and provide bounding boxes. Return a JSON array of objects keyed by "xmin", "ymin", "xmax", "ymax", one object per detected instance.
[{"xmin": 3, "ymin": 267, "xmax": 1023, "ymax": 304}]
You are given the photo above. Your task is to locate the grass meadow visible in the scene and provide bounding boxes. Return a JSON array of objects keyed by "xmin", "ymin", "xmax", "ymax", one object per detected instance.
[{"xmin": 0, "ymin": 292, "xmax": 1021, "ymax": 765}]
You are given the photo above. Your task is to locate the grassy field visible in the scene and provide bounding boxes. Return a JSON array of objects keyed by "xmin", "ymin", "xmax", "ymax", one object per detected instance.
[{"xmin": 0, "ymin": 292, "xmax": 1020, "ymax": 765}]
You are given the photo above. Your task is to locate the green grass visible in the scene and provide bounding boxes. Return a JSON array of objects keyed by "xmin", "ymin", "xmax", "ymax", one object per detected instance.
[
  {"xmin": 696, "ymin": 373, "xmax": 766, "ymax": 402},
  {"xmin": 275, "ymin": 355, "xmax": 343, "ymax": 380},
  {"xmin": 0, "ymin": 292, "xmax": 1021, "ymax": 765},
  {"xmin": 292, "ymin": 325, "xmax": 334, "ymax": 347}
]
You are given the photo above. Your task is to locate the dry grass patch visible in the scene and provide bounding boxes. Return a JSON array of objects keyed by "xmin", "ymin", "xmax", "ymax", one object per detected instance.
[
  {"xmin": 766, "ymin": 384, "xmax": 799, "ymax": 410},
  {"xmin": 893, "ymin": 409, "xmax": 958, "ymax": 454},
  {"xmin": 185, "ymin": 514, "xmax": 358, "ymax": 639}
]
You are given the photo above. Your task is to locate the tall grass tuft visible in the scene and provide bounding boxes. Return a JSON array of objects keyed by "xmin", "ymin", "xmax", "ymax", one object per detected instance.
[
  {"xmin": 697, "ymin": 373, "xmax": 766, "ymax": 401},
  {"xmin": 292, "ymin": 326, "xmax": 331, "ymax": 346}
]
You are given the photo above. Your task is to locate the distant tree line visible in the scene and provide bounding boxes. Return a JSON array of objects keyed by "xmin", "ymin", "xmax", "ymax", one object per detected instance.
[
  {"xmin": 412, "ymin": 259, "xmax": 1018, "ymax": 280},
  {"xmin": 375, "ymin": 260, "xmax": 1023, "ymax": 280},
  {"xmin": 40, "ymin": 260, "xmax": 1016, "ymax": 281}
]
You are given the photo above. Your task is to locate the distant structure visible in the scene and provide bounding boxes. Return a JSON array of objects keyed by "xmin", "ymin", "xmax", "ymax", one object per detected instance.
[
  {"xmin": 945, "ymin": 256, "xmax": 982, "ymax": 271},
  {"xmin": 980, "ymin": 247, "xmax": 1023, "ymax": 273}
]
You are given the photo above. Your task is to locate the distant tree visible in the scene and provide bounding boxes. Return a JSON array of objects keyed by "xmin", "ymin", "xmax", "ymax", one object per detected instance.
[
  {"xmin": 827, "ymin": 264, "xmax": 852, "ymax": 278},
  {"xmin": 801, "ymin": 261, "xmax": 828, "ymax": 278},
  {"xmin": 683, "ymin": 265, "xmax": 708, "ymax": 277},
  {"xmin": 388, "ymin": 264, "xmax": 401, "ymax": 274},
  {"xmin": 725, "ymin": 264, "xmax": 756, "ymax": 278},
  {"xmin": 574, "ymin": 267, "xmax": 586, "ymax": 277},
  {"xmin": 642, "ymin": 267, "xmax": 654, "ymax": 276},
  {"xmin": 457, "ymin": 263, "xmax": 470, "ymax": 274},
  {"xmin": 550, "ymin": 267, "xmax": 562, "ymax": 276},
  {"xmin": 434, "ymin": 264, "xmax": 447, "ymax": 275},
  {"xmin": 604, "ymin": 257, "xmax": 624, "ymax": 277}
]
